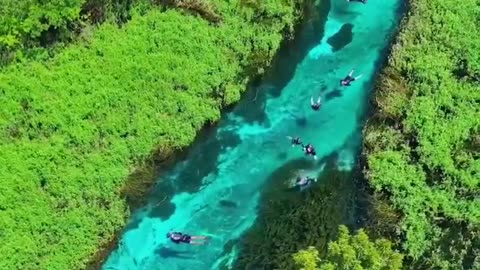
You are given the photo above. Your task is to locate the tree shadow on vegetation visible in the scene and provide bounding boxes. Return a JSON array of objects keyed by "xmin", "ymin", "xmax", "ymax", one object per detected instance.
[
  {"xmin": 155, "ymin": 0, "xmax": 223, "ymax": 24},
  {"xmin": 82, "ymin": 0, "xmax": 137, "ymax": 24},
  {"xmin": 232, "ymin": 153, "xmax": 359, "ymax": 270},
  {"xmin": 452, "ymin": 58, "xmax": 480, "ymax": 84},
  {"xmin": 405, "ymin": 219, "xmax": 480, "ymax": 270}
]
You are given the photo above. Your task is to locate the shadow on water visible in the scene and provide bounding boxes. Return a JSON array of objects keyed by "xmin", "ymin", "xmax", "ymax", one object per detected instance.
[
  {"xmin": 327, "ymin": 23, "xmax": 354, "ymax": 52},
  {"xmin": 233, "ymin": 0, "xmax": 331, "ymax": 124},
  {"xmin": 230, "ymin": 152, "xmax": 359, "ymax": 270},
  {"xmin": 155, "ymin": 247, "xmax": 195, "ymax": 260},
  {"xmin": 145, "ymin": 127, "xmax": 242, "ymax": 221},
  {"xmin": 324, "ymin": 88, "xmax": 343, "ymax": 101},
  {"xmin": 218, "ymin": 200, "xmax": 238, "ymax": 209},
  {"xmin": 170, "ymin": 129, "xmax": 242, "ymax": 192},
  {"xmin": 267, "ymin": 0, "xmax": 331, "ymax": 96},
  {"xmin": 116, "ymin": 119, "xmax": 242, "ymax": 232}
]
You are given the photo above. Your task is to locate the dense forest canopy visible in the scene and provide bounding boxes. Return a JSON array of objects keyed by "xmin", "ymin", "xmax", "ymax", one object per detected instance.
[
  {"xmin": 363, "ymin": 0, "xmax": 480, "ymax": 268},
  {"xmin": 0, "ymin": 0, "xmax": 305, "ymax": 269}
]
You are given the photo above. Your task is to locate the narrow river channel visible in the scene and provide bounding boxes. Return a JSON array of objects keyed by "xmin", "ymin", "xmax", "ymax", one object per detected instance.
[{"xmin": 103, "ymin": 0, "xmax": 404, "ymax": 269}]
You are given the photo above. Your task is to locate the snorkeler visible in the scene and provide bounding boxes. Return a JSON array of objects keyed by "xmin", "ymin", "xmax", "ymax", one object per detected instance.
[
  {"xmin": 166, "ymin": 231, "xmax": 208, "ymax": 245},
  {"xmin": 287, "ymin": 136, "xmax": 303, "ymax": 147},
  {"xmin": 303, "ymin": 144, "xmax": 318, "ymax": 160},
  {"xmin": 340, "ymin": 69, "xmax": 363, "ymax": 86},
  {"xmin": 310, "ymin": 96, "xmax": 322, "ymax": 111},
  {"xmin": 347, "ymin": 0, "xmax": 367, "ymax": 4},
  {"xmin": 295, "ymin": 176, "xmax": 317, "ymax": 189}
]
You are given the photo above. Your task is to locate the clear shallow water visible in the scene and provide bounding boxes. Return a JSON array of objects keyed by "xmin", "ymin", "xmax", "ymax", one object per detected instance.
[{"xmin": 103, "ymin": 1, "xmax": 403, "ymax": 269}]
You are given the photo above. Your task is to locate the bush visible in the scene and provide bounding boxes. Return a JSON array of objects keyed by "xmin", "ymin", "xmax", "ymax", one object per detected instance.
[
  {"xmin": 0, "ymin": 0, "xmax": 86, "ymax": 48},
  {"xmin": 293, "ymin": 226, "xmax": 404, "ymax": 270}
]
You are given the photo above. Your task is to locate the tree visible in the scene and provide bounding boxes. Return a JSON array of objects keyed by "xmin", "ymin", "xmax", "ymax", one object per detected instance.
[
  {"xmin": 0, "ymin": 0, "xmax": 86, "ymax": 54},
  {"xmin": 293, "ymin": 247, "xmax": 320, "ymax": 270},
  {"xmin": 293, "ymin": 226, "xmax": 404, "ymax": 270}
]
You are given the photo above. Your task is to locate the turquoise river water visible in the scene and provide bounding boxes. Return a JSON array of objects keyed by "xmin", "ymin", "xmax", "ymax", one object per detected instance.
[{"xmin": 103, "ymin": 0, "xmax": 404, "ymax": 269}]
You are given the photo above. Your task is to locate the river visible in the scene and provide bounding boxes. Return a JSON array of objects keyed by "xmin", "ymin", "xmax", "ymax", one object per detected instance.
[{"xmin": 103, "ymin": 0, "xmax": 404, "ymax": 269}]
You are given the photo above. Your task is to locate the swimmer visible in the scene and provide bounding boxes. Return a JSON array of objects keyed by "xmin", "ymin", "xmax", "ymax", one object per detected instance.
[
  {"xmin": 340, "ymin": 69, "xmax": 363, "ymax": 86},
  {"xmin": 166, "ymin": 232, "xmax": 208, "ymax": 245},
  {"xmin": 295, "ymin": 176, "xmax": 317, "ymax": 189},
  {"xmin": 303, "ymin": 143, "xmax": 318, "ymax": 160},
  {"xmin": 310, "ymin": 96, "xmax": 322, "ymax": 111},
  {"xmin": 287, "ymin": 136, "xmax": 303, "ymax": 147},
  {"xmin": 347, "ymin": 0, "xmax": 367, "ymax": 4}
]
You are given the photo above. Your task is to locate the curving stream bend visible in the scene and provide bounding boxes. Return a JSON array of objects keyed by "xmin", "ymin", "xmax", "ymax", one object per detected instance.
[{"xmin": 103, "ymin": 1, "xmax": 404, "ymax": 269}]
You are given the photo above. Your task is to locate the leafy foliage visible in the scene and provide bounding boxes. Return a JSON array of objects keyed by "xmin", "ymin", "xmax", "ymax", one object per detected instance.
[
  {"xmin": 0, "ymin": 0, "xmax": 86, "ymax": 48},
  {"xmin": 0, "ymin": 0, "xmax": 89, "ymax": 65},
  {"xmin": 293, "ymin": 246, "xmax": 320, "ymax": 270},
  {"xmin": 0, "ymin": 0, "xmax": 150, "ymax": 66},
  {"xmin": 0, "ymin": 1, "xmax": 304, "ymax": 269},
  {"xmin": 364, "ymin": 0, "xmax": 480, "ymax": 268},
  {"xmin": 293, "ymin": 225, "xmax": 404, "ymax": 270}
]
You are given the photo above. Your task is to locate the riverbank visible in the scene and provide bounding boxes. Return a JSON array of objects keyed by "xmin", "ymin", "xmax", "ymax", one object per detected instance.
[
  {"xmin": 0, "ymin": 2, "xmax": 310, "ymax": 269},
  {"xmin": 363, "ymin": 0, "xmax": 480, "ymax": 268}
]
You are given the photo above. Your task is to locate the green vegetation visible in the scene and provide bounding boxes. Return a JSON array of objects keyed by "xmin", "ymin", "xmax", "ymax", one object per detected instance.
[
  {"xmin": 0, "ymin": 0, "xmax": 137, "ymax": 65},
  {"xmin": 0, "ymin": 1, "xmax": 305, "ymax": 269},
  {"xmin": 293, "ymin": 247, "xmax": 320, "ymax": 270},
  {"xmin": 293, "ymin": 225, "xmax": 404, "ymax": 270},
  {"xmin": 363, "ymin": 0, "xmax": 480, "ymax": 268},
  {"xmin": 0, "ymin": 0, "xmax": 85, "ymax": 49}
]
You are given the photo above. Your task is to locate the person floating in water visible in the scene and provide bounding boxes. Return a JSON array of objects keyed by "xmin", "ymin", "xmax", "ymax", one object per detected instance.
[
  {"xmin": 303, "ymin": 143, "xmax": 317, "ymax": 160},
  {"xmin": 287, "ymin": 136, "xmax": 303, "ymax": 147},
  {"xmin": 340, "ymin": 69, "xmax": 363, "ymax": 86},
  {"xmin": 347, "ymin": 0, "xmax": 367, "ymax": 4},
  {"xmin": 310, "ymin": 96, "xmax": 322, "ymax": 111},
  {"xmin": 166, "ymin": 232, "xmax": 208, "ymax": 245},
  {"xmin": 295, "ymin": 175, "xmax": 317, "ymax": 190}
]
